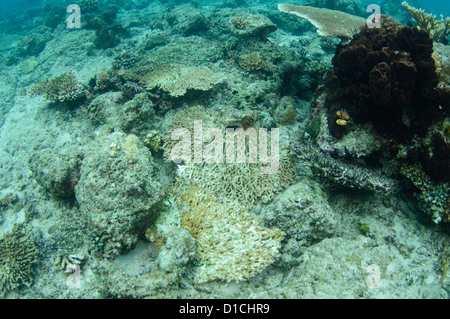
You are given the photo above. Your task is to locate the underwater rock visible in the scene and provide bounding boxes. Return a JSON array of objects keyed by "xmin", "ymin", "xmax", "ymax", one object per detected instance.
[
  {"xmin": 28, "ymin": 149, "xmax": 81, "ymax": 199},
  {"xmin": 75, "ymin": 130, "xmax": 165, "ymax": 258},
  {"xmin": 229, "ymin": 14, "xmax": 277, "ymax": 41},
  {"xmin": 259, "ymin": 179, "xmax": 339, "ymax": 252},
  {"xmin": 166, "ymin": 6, "xmax": 209, "ymax": 36},
  {"xmin": 86, "ymin": 91, "xmax": 123, "ymax": 127}
]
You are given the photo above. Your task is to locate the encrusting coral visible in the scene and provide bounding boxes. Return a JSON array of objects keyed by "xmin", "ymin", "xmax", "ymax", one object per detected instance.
[
  {"xmin": 278, "ymin": 3, "xmax": 366, "ymax": 40},
  {"xmin": 402, "ymin": 1, "xmax": 450, "ymax": 44},
  {"xmin": 292, "ymin": 142, "xmax": 397, "ymax": 196}
]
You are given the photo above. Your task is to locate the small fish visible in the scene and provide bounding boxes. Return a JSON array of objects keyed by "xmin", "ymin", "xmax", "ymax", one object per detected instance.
[
  {"xmin": 336, "ymin": 119, "xmax": 348, "ymax": 126},
  {"xmin": 337, "ymin": 111, "xmax": 350, "ymax": 121}
]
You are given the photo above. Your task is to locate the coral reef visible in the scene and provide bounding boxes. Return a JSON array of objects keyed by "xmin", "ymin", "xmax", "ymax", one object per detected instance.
[
  {"xmin": 0, "ymin": 226, "xmax": 39, "ymax": 295},
  {"xmin": 402, "ymin": 1, "xmax": 450, "ymax": 44},
  {"xmin": 278, "ymin": 3, "xmax": 366, "ymax": 40},
  {"xmin": 29, "ymin": 71, "xmax": 84, "ymax": 103},
  {"xmin": 177, "ymin": 185, "xmax": 284, "ymax": 283}
]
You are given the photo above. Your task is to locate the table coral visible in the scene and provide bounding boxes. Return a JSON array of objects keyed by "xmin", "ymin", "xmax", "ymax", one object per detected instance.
[{"xmin": 278, "ymin": 3, "xmax": 366, "ymax": 40}]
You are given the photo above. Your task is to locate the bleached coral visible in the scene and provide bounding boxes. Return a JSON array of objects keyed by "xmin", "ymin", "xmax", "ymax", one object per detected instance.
[
  {"xmin": 163, "ymin": 106, "xmax": 296, "ymax": 205},
  {"xmin": 178, "ymin": 185, "xmax": 285, "ymax": 283}
]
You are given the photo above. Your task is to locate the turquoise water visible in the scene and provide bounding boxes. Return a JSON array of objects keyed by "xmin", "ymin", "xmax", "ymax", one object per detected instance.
[{"xmin": 0, "ymin": 0, "xmax": 449, "ymax": 300}]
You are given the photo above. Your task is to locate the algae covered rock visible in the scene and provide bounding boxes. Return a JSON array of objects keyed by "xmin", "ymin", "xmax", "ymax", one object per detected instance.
[
  {"xmin": 75, "ymin": 130, "xmax": 166, "ymax": 257},
  {"xmin": 258, "ymin": 179, "xmax": 339, "ymax": 255},
  {"xmin": 28, "ymin": 149, "xmax": 82, "ymax": 199},
  {"xmin": 229, "ymin": 14, "xmax": 277, "ymax": 40}
]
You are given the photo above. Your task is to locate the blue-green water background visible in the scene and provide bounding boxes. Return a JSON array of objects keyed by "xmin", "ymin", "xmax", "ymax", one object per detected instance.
[{"xmin": 1, "ymin": 0, "xmax": 450, "ymax": 18}]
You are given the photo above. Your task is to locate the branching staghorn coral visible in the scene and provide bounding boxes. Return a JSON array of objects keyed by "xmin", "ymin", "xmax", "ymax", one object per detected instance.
[
  {"xmin": 163, "ymin": 106, "xmax": 296, "ymax": 205},
  {"xmin": 0, "ymin": 225, "xmax": 39, "ymax": 295},
  {"xmin": 177, "ymin": 185, "xmax": 285, "ymax": 283},
  {"xmin": 402, "ymin": 1, "xmax": 450, "ymax": 44},
  {"xmin": 29, "ymin": 71, "xmax": 83, "ymax": 102},
  {"xmin": 278, "ymin": 3, "xmax": 366, "ymax": 39}
]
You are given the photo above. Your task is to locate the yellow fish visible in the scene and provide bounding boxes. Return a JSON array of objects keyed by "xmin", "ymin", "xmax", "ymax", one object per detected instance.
[
  {"xmin": 336, "ymin": 119, "xmax": 348, "ymax": 126},
  {"xmin": 337, "ymin": 111, "xmax": 350, "ymax": 121}
]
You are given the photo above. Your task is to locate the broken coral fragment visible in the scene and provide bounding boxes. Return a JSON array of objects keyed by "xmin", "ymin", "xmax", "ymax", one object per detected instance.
[{"xmin": 278, "ymin": 3, "xmax": 366, "ymax": 39}]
